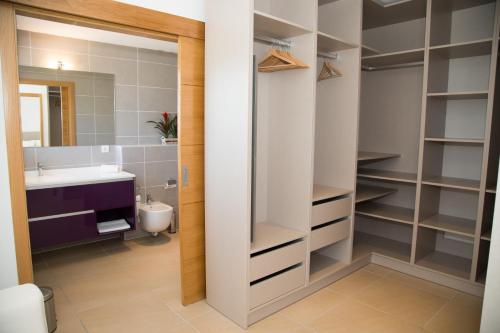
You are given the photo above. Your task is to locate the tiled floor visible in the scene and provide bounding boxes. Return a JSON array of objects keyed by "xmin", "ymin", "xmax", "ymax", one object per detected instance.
[{"xmin": 33, "ymin": 234, "xmax": 483, "ymax": 333}]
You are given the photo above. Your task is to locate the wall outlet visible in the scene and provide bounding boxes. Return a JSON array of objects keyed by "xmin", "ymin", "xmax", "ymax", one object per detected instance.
[{"xmin": 101, "ymin": 145, "xmax": 110, "ymax": 153}]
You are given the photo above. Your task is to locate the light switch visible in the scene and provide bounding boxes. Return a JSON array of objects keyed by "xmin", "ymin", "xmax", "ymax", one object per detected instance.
[{"xmin": 101, "ymin": 145, "xmax": 110, "ymax": 153}]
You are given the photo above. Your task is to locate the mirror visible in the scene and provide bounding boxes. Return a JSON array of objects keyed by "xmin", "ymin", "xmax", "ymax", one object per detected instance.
[{"xmin": 19, "ymin": 66, "xmax": 115, "ymax": 147}]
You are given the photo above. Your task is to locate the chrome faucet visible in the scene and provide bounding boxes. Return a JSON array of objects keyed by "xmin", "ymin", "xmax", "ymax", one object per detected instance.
[
  {"xmin": 146, "ymin": 194, "xmax": 154, "ymax": 204},
  {"xmin": 37, "ymin": 162, "xmax": 44, "ymax": 176}
]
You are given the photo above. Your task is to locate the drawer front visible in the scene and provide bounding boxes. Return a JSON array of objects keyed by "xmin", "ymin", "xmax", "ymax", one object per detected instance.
[
  {"xmin": 250, "ymin": 240, "xmax": 306, "ymax": 282},
  {"xmin": 29, "ymin": 212, "xmax": 97, "ymax": 250},
  {"xmin": 312, "ymin": 197, "xmax": 351, "ymax": 227},
  {"xmin": 250, "ymin": 265, "xmax": 305, "ymax": 309},
  {"xmin": 87, "ymin": 181, "xmax": 135, "ymax": 211},
  {"xmin": 310, "ymin": 219, "xmax": 350, "ymax": 252}
]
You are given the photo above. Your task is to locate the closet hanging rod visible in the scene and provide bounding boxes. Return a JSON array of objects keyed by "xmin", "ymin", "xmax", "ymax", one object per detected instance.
[
  {"xmin": 318, "ymin": 51, "xmax": 338, "ymax": 60},
  {"xmin": 254, "ymin": 34, "xmax": 292, "ymax": 48},
  {"xmin": 362, "ymin": 61, "xmax": 424, "ymax": 72}
]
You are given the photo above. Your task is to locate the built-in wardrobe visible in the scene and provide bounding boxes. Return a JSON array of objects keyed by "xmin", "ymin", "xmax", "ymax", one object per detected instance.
[{"xmin": 205, "ymin": 0, "xmax": 500, "ymax": 328}]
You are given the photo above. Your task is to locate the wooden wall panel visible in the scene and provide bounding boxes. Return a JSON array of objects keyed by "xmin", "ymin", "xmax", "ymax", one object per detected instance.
[
  {"xmin": 178, "ymin": 37, "xmax": 205, "ymax": 86},
  {"xmin": 179, "ymin": 85, "xmax": 204, "ymax": 146},
  {"xmin": 0, "ymin": 2, "xmax": 33, "ymax": 284}
]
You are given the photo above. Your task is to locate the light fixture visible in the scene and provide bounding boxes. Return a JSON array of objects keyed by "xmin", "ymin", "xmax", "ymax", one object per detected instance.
[
  {"xmin": 57, "ymin": 61, "xmax": 64, "ymax": 70},
  {"xmin": 371, "ymin": 0, "xmax": 413, "ymax": 8}
]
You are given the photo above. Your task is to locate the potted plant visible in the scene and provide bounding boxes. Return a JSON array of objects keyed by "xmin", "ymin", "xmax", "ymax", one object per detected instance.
[{"xmin": 147, "ymin": 112, "xmax": 177, "ymax": 144}]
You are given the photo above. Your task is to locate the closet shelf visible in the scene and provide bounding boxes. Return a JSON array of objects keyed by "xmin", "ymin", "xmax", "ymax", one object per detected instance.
[
  {"xmin": 250, "ymin": 222, "xmax": 306, "ymax": 254},
  {"xmin": 317, "ymin": 31, "xmax": 358, "ymax": 52},
  {"xmin": 254, "ymin": 10, "xmax": 312, "ymax": 39},
  {"xmin": 353, "ymin": 232, "xmax": 411, "ymax": 263},
  {"xmin": 362, "ymin": 44, "xmax": 381, "ymax": 57},
  {"xmin": 357, "ymin": 168, "xmax": 417, "ymax": 184},
  {"xmin": 419, "ymin": 214, "xmax": 475, "ymax": 238},
  {"xmin": 312, "ymin": 184, "xmax": 351, "ymax": 203},
  {"xmin": 481, "ymin": 230, "xmax": 491, "ymax": 241},
  {"xmin": 427, "ymin": 91, "xmax": 489, "ymax": 100},
  {"xmin": 422, "ymin": 176, "xmax": 480, "ymax": 192},
  {"xmin": 361, "ymin": 48, "xmax": 424, "ymax": 69},
  {"xmin": 486, "ymin": 183, "xmax": 497, "ymax": 193},
  {"xmin": 416, "ymin": 251, "xmax": 471, "ymax": 280},
  {"xmin": 355, "ymin": 202, "xmax": 414, "ymax": 225},
  {"xmin": 424, "ymin": 137, "xmax": 485, "ymax": 144},
  {"xmin": 355, "ymin": 184, "xmax": 397, "ymax": 204},
  {"xmin": 357, "ymin": 151, "xmax": 400, "ymax": 163},
  {"xmin": 430, "ymin": 38, "xmax": 493, "ymax": 59},
  {"xmin": 309, "ymin": 252, "xmax": 347, "ymax": 283}
]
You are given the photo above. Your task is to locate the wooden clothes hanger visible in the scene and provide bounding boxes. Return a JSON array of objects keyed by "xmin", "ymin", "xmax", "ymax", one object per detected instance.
[
  {"xmin": 318, "ymin": 59, "xmax": 342, "ymax": 81},
  {"xmin": 258, "ymin": 47, "xmax": 309, "ymax": 73}
]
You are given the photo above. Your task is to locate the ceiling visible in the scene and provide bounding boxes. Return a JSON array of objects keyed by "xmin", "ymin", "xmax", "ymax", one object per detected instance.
[{"xmin": 16, "ymin": 15, "xmax": 178, "ymax": 53}]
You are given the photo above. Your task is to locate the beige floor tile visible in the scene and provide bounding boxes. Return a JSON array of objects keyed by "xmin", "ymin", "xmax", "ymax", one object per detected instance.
[
  {"xmin": 166, "ymin": 298, "xmax": 215, "ymax": 321},
  {"xmin": 425, "ymin": 293, "xmax": 482, "ymax": 333},
  {"xmin": 279, "ymin": 288, "xmax": 347, "ymax": 325},
  {"xmin": 327, "ymin": 268, "xmax": 381, "ymax": 295},
  {"xmin": 353, "ymin": 278, "xmax": 448, "ymax": 327},
  {"xmin": 247, "ymin": 313, "xmax": 306, "ymax": 333},
  {"xmin": 387, "ymin": 271, "xmax": 457, "ymax": 300},
  {"xmin": 190, "ymin": 310, "xmax": 246, "ymax": 333},
  {"xmin": 361, "ymin": 264, "xmax": 394, "ymax": 277},
  {"xmin": 42, "ymin": 242, "xmax": 106, "ymax": 266}
]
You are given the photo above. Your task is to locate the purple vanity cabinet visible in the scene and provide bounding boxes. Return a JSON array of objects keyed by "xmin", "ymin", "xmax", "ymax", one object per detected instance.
[{"xmin": 27, "ymin": 180, "xmax": 135, "ymax": 251}]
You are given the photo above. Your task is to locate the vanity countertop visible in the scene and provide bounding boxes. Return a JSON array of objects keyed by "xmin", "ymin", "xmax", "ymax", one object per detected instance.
[{"xmin": 25, "ymin": 166, "xmax": 135, "ymax": 190}]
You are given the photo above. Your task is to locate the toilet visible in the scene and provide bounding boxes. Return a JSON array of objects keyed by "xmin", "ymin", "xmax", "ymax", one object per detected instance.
[{"xmin": 138, "ymin": 202, "xmax": 173, "ymax": 236}]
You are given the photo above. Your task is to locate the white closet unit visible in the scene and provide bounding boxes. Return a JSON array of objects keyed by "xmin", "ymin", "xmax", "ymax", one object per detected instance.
[{"xmin": 206, "ymin": 0, "xmax": 499, "ymax": 328}]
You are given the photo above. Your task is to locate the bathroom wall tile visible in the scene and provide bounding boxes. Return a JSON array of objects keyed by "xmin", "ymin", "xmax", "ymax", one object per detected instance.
[
  {"xmin": 95, "ymin": 115, "xmax": 115, "ymax": 133},
  {"xmin": 138, "ymin": 136, "xmax": 162, "ymax": 145},
  {"xmin": 122, "ymin": 163, "xmax": 145, "ymax": 188},
  {"xmin": 91, "ymin": 145, "xmax": 118, "ymax": 165},
  {"xmin": 115, "ymin": 85, "xmax": 137, "ymax": 110},
  {"xmin": 36, "ymin": 146, "xmax": 92, "ymax": 168},
  {"xmin": 145, "ymin": 145, "xmax": 177, "ymax": 162},
  {"xmin": 31, "ymin": 32, "xmax": 89, "ymax": 54},
  {"xmin": 31, "ymin": 49, "xmax": 89, "ymax": 72},
  {"xmin": 72, "ymin": 77, "xmax": 93, "ymax": 96},
  {"xmin": 145, "ymin": 160, "xmax": 178, "ymax": 187},
  {"xmin": 19, "ymin": 68, "xmax": 58, "ymax": 81},
  {"xmin": 76, "ymin": 115, "xmax": 96, "ymax": 133},
  {"xmin": 115, "ymin": 136, "xmax": 138, "ymax": 145},
  {"xmin": 95, "ymin": 134, "xmax": 115, "ymax": 145},
  {"xmin": 17, "ymin": 47, "xmax": 31, "ymax": 66},
  {"xmin": 75, "ymin": 96, "xmax": 94, "ymax": 115},
  {"xmin": 23, "ymin": 148, "xmax": 37, "ymax": 170},
  {"xmin": 138, "ymin": 112, "xmax": 163, "ymax": 137},
  {"xmin": 115, "ymin": 112, "xmax": 138, "ymax": 136},
  {"xmin": 89, "ymin": 41, "xmax": 137, "ymax": 60},
  {"xmin": 94, "ymin": 97, "xmax": 114, "ymax": 115},
  {"xmin": 89, "ymin": 56, "xmax": 137, "ymax": 85},
  {"xmin": 138, "ymin": 62, "xmax": 177, "ymax": 89},
  {"xmin": 17, "ymin": 30, "xmax": 30, "ymax": 47},
  {"xmin": 138, "ymin": 87, "xmax": 177, "ymax": 112},
  {"xmin": 121, "ymin": 146, "xmax": 144, "ymax": 163},
  {"xmin": 138, "ymin": 48, "xmax": 177, "ymax": 65},
  {"xmin": 77, "ymin": 134, "xmax": 95, "ymax": 146},
  {"xmin": 93, "ymin": 77, "xmax": 114, "ymax": 97},
  {"xmin": 146, "ymin": 186, "xmax": 178, "ymax": 211}
]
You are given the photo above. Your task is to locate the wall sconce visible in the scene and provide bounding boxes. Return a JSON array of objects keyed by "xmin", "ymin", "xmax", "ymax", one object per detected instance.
[{"xmin": 57, "ymin": 61, "xmax": 64, "ymax": 70}]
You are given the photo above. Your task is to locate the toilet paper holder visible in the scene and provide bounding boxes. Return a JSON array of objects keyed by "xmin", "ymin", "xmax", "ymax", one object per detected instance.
[{"xmin": 164, "ymin": 178, "xmax": 177, "ymax": 189}]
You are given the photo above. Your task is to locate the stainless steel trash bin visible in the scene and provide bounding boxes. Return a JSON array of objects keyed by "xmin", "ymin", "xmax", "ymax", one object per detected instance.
[{"xmin": 40, "ymin": 287, "xmax": 57, "ymax": 333}]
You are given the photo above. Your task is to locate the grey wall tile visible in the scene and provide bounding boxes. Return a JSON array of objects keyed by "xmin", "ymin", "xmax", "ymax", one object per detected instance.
[
  {"xmin": 23, "ymin": 148, "xmax": 36, "ymax": 170},
  {"xmin": 146, "ymin": 186, "xmax": 178, "ymax": 209},
  {"xmin": 89, "ymin": 41, "xmax": 137, "ymax": 60},
  {"xmin": 121, "ymin": 146, "xmax": 144, "ymax": 163},
  {"xmin": 95, "ymin": 134, "xmax": 115, "ymax": 145},
  {"xmin": 139, "ymin": 136, "xmax": 162, "ymax": 145},
  {"xmin": 17, "ymin": 30, "xmax": 30, "ymax": 47},
  {"xmin": 18, "ymin": 47, "xmax": 31, "ymax": 66},
  {"xmin": 122, "ymin": 163, "xmax": 145, "ymax": 188},
  {"xmin": 138, "ymin": 49, "xmax": 177, "ymax": 65},
  {"xmin": 145, "ymin": 145, "xmax": 177, "ymax": 162},
  {"xmin": 30, "ymin": 32, "xmax": 88, "ymax": 54},
  {"xmin": 19, "ymin": 68, "xmax": 57, "ymax": 81},
  {"xmin": 138, "ymin": 62, "xmax": 177, "ymax": 89},
  {"xmin": 94, "ymin": 97, "xmax": 114, "ymax": 114},
  {"xmin": 91, "ymin": 145, "xmax": 118, "ymax": 165},
  {"xmin": 145, "ymin": 160, "xmax": 177, "ymax": 187},
  {"xmin": 36, "ymin": 146, "xmax": 91, "ymax": 168},
  {"xmin": 75, "ymin": 96, "xmax": 94, "ymax": 115},
  {"xmin": 93, "ymin": 77, "xmax": 114, "ymax": 97},
  {"xmin": 89, "ymin": 56, "xmax": 137, "ymax": 85},
  {"xmin": 76, "ymin": 115, "xmax": 96, "ymax": 133},
  {"xmin": 138, "ymin": 87, "xmax": 177, "ymax": 112},
  {"xmin": 139, "ymin": 112, "xmax": 163, "ymax": 137},
  {"xmin": 31, "ymin": 49, "xmax": 89, "ymax": 71},
  {"xmin": 73, "ymin": 76, "xmax": 93, "ymax": 95},
  {"xmin": 95, "ymin": 115, "xmax": 115, "ymax": 133},
  {"xmin": 115, "ymin": 112, "xmax": 138, "ymax": 136},
  {"xmin": 77, "ymin": 134, "xmax": 95, "ymax": 146},
  {"xmin": 115, "ymin": 137, "xmax": 138, "ymax": 145},
  {"xmin": 115, "ymin": 85, "xmax": 137, "ymax": 110}
]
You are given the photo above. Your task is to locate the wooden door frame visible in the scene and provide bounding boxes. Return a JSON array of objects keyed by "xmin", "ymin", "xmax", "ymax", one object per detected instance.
[
  {"xmin": 0, "ymin": 0, "xmax": 205, "ymax": 304},
  {"xmin": 19, "ymin": 92, "xmax": 44, "ymax": 146}
]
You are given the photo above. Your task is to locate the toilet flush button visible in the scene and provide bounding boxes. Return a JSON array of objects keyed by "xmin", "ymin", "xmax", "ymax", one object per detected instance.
[{"xmin": 101, "ymin": 145, "xmax": 110, "ymax": 153}]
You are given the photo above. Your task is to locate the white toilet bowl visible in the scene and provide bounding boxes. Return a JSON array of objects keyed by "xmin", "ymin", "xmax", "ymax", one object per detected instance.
[{"xmin": 139, "ymin": 201, "xmax": 173, "ymax": 236}]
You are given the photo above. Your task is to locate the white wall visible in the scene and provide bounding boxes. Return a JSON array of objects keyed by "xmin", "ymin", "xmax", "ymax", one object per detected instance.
[
  {"xmin": 114, "ymin": 0, "xmax": 206, "ymax": 21},
  {"xmin": 0, "ymin": 60, "xmax": 19, "ymax": 289}
]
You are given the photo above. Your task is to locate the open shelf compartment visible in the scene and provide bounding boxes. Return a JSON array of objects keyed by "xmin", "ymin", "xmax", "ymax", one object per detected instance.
[
  {"xmin": 254, "ymin": 10, "xmax": 312, "ymax": 39},
  {"xmin": 251, "ymin": 222, "xmax": 306, "ymax": 255},
  {"xmin": 356, "ymin": 184, "xmax": 397, "ymax": 203},
  {"xmin": 356, "ymin": 202, "xmax": 414, "ymax": 225},
  {"xmin": 357, "ymin": 168, "xmax": 417, "ymax": 184},
  {"xmin": 309, "ymin": 251, "xmax": 347, "ymax": 283},
  {"xmin": 357, "ymin": 151, "xmax": 400, "ymax": 163},
  {"xmin": 362, "ymin": 48, "xmax": 425, "ymax": 70},
  {"xmin": 353, "ymin": 231, "xmax": 412, "ymax": 263}
]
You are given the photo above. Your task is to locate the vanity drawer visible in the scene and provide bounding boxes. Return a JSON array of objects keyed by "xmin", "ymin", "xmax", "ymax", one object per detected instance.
[
  {"xmin": 250, "ymin": 240, "xmax": 306, "ymax": 282},
  {"xmin": 312, "ymin": 197, "xmax": 351, "ymax": 227},
  {"xmin": 87, "ymin": 181, "xmax": 135, "ymax": 211},
  {"xmin": 250, "ymin": 264, "xmax": 305, "ymax": 309},
  {"xmin": 29, "ymin": 211, "xmax": 97, "ymax": 250},
  {"xmin": 310, "ymin": 219, "xmax": 350, "ymax": 252}
]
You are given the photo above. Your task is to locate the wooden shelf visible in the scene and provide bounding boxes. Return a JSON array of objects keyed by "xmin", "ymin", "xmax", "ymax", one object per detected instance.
[
  {"xmin": 356, "ymin": 184, "xmax": 397, "ymax": 204},
  {"xmin": 416, "ymin": 251, "xmax": 471, "ymax": 279},
  {"xmin": 362, "ymin": 44, "xmax": 381, "ymax": 57},
  {"xmin": 486, "ymin": 183, "xmax": 497, "ymax": 193},
  {"xmin": 356, "ymin": 202, "xmax": 414, "ymax": 225},
  {"xmin": 422, "ymin": 176, "xmax": 480, "ymax": 192},
  {"xmin": 481, "ymin": 230, "xmax": 491, "ymax": 241},
  {"xmin": 254, "ymin": 10, "xmax": 311, "ymax": 39},
  {"xmin": 312, "ymin": 184, "xmax": 351, "ymax": 203},
  {"xmin": 425, "ymin": 137, "xmax": 485, "ymax": 144},
  {"xmin": 357, "ymin": 168, "xmax": 417, "ymax": 184},
  {"xmin": 358, "ymin": 151, "xmax": 400, "ymax": 163},
  {"xmin": 353, "ymin": 232, "xmax": 411, "ymax": 262},
  {"xmin": 430, "ymin": 39, "xmax": 493, "ymax": 59},
  {"xmin": 309, "ymin": 252, "xmax": 347, "ymax": 283},
  {"xmin": 427, "ymin": 91, "xmax": 489, "ymax": 100},
  {"xmin": 317, "ymin": 31, "xmax": 358, "ymax": 52},
  {"xmin": 419, "ymin": 214, "xmax": 475, "ymax": 238},
  {"xmin": 250, "ymin": 222, "xmax": 306, "ymax": 254},
  {"xmin": 362, "ymin": 48, "xmax": 425, "ymax": 68}
]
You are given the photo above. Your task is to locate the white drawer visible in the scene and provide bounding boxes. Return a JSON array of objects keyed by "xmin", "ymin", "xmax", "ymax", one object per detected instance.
[
  {"xmin": 250, "ymin": 264, "xmax": 305, "ymax": 309},
  {"xmin": 312, "ymin": 197, "xmax": 352, "ymax": 227},
  {"xmin": 250, "ymin": 240, "xmax": 306, "ymax": 282},
  {"xmin": 310, "ymin": 219, "xmax": 350, "ymax": 252}
]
